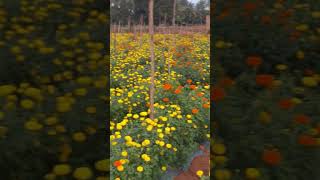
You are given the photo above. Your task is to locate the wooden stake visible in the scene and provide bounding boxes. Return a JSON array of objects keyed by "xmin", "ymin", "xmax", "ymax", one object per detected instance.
[{"xmin": 148, "ymin": 0, "xmax": 155, "ymax": 120}]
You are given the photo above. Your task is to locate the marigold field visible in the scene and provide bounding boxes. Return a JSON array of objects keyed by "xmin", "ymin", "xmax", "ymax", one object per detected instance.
[
  {"xmin": 0, "ymin": 0, "xmax": 108, "ymax": 179},
  {"xmin": 212, "ymin": 1, "xmax": 320, "ymax": 180},
  {"xmin": 110, "ymin": 33, "xmax": 210, "ymax": 179}
]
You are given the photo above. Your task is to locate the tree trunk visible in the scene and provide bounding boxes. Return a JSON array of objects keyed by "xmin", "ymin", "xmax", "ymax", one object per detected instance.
[
  {"xmin": 148, "ymin": 0, "xmax": 155, "ymax": 120},
  {"xmin": 128, "ymin": 15, "xmax": 131, "ymax": 33},
  {"xmin": 164, "ymin": 13, "xmax": 167, "ymax": 26},
  {"xmin": 173, "ymin": 0, "xmax": 176, "ymax": 27},
  {"xmin": 139, "ymin": 15, "xmax": 143, "ymax": 47},
  {"xmin": 133, "ymin": 25, "xmax": 137, "ymax": 41}
]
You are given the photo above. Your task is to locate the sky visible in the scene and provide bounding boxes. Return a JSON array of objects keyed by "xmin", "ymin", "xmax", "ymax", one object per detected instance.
[{"xmin": 188, "ymin": 0, "xmax": 201, "ymax": 4}]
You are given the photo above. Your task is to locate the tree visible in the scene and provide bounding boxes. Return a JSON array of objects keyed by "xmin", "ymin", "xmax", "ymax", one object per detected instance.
[
  {"xmin": 195, "ymin": 0, "xmax": 210, "ymax": 24},
  {"xmin": 110, "ymin": 0, "xmax": 210, "ymax": 26},
  {"xmin": 148, "ymin": 0, "xmax": 155, "ymax": 120}
]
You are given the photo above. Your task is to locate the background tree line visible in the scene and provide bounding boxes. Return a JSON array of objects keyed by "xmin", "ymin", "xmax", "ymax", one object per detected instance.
[{"xmin": 110, "ymin": 0, "xmax": 210, "ymax": 26}]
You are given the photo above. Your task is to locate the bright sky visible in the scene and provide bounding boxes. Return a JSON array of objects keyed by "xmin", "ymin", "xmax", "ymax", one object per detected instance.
[{"xmin": 188, "ymin": 0, "xmax": 201, "ymax": 4}]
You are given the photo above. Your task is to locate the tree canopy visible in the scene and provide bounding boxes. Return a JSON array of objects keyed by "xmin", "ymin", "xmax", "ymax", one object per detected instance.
[{"xmin": 110, "ymin": 0, "xmax": 209, "ymax": 25}]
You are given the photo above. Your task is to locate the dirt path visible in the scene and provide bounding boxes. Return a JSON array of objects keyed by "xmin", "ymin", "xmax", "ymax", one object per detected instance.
[{"xmin": 174, "ymin": 145, "xmax": 210, "ymax": 180}]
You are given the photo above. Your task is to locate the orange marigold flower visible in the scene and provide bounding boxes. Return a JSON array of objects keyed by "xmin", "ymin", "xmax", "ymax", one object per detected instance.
[
  {"xmin": 162, "ymin": 97, "xmax": 169, "ymax": 102},
  {"xmin": 187, "ymin": 79, "xmax": 192, "ymax": 84},
  {"xmin": 243, "ymin": 2, "xmax": 258, "ymax": 11},
  {"xmin": 304, "ymin": 69, "xmax": 314, "ymax": 76},
  {"xmin": 174, "ymin": 88, "xmax": 182, "ymax": 94},
  {"xmin": 190, "ymin": 85, "xmax": 196, "ymax": 90},
  {"xmin": 256, "ymin": 74, "xmax": 274, "ymax": 87},
  {"xmin": 219, "ymin": 77, "xmax": 234, "ymax": 87},
  {"xmin": 197, "ymin": 92, "xmax": 204, "ymax": 97},
  {"xmin": 293, "ymin": 114, "xmax": 311, "ymax": 124},
  {"xmin": 202, "ymin": 97, "xmax": 208, "ymax": 101},
  {"xmin": 163, "ymin": 83, "xmax": 172, "ymax": 91},
  {"xmin": 192, "ymin": 108, "xmax": 199, "ymax": 114},
  {"xmin": 297, "ymin": 135, "xmax": 317, "ymax": 146},
  {"xmin": 202, "ymin": 103, "xmax": 210, "ymax": 108},
  {"xmin": 113, "ymin": 160, "xmax": 122, "ymax": 167},
  {"xmin": 246, "ymin": 56, "xmax": 263, "ymax": 67},
  {"xmin": 278, "ymin": 99, "xmax": 295, "ymax": 109},
  {"xmin": 211, "ymin": 87, "xmax": 225, "ymax": 102},
  {"xmin": 261, "ymin": 15, "xmax": 272, "ymax": 24},
  {"xmin": 262, "ymin": 149, "xmax": 282, "ymax": 166}
]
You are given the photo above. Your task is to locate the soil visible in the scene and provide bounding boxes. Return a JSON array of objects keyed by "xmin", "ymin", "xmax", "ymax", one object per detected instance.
[{"xmin": 174, "ymin": 145, "xmax": 210, "ymax": 180}]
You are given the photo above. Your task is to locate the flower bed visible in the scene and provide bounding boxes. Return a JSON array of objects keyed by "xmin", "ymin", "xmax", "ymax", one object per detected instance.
[
  {"xmin": 110, "ymin": 33, "xmax": 210, "ymax": 179},
  {"xmin": 212, "ymin": 0, "xmax": 320, "ymax": 179}
]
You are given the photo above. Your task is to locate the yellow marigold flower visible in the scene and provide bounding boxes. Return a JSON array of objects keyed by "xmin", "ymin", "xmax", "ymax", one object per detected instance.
[
  {"xmin": 73, "ymin": 167, "xmax": 93, "ymax": 180},
  {"xmin": 53, "ymin": 164, "xmax": 71, "ymax": 176},
  {"xmin": 6, "ymin": 95, "xmax": 17, "ymax": 102},
  {"xmin": 85, "ymin": 126, "xmax": 97, "ymax": 135},
  {"xmin": 161, "ymin": 166, "xmax": 167, "ymax": 171},
  {"xmin": 142, "ymin": 139, "xmax": 151, "ymax": 146},
  {"xmin": 55, "ymin": 125, "xmax": 66, "ymax": 133},
  {"xmin": 74, "ymin": 88, "xmax": 87, "ymax": 96},
  {"xmin": 95, "ymin": 159, "xmax": 109, "ymax": 172},
  {"xmin": 47, "ymin": 85, "xmax": 55, "ymax": 94},
  {"xmin": 76, "ymin": 76, "xmax": 92, "ymax": 85},
  {"xmin": 296, "ymin": 50, "xmax": 304, "ymax": 59},
  {"xmin": 276, "ymin": 64, "xmax": 287, "ymax": 70},
  {"xmin": 72, "ymin": 132, "xmax": 86, "ymax": 142},
  {"xmin": 126, "ymin": 113, "xmax": 132, "ymax": 117},
  {"xmin": 0, "ymin": 85, "xmax": 16, "ymax": 96},
  {"xmin": 259, "ymin": 111, "xmax": 272, "ymax": 124},
  {"xmin": 141, "ymin": 154, "xmax": 151, "ymax": 162},
  {"xmin": 94, "ymin": 80, "xmax": 107, "ymax": 88},
  {"xmin": 291, "ymin": 97, "xmax": 302, "ymax": 105},
  {"xmin": 86, "ymin": 106, "xmax": 96, "ymax": 114},
  {"xmin": 158, "ymin": 133, "xmax": 164, "ymax": 138},
  {"xmin": 196, "ymin": 170, "xmax": 204, "ymax": 177},
  {"xmin": 20, "ymin": 99, "xmax": 34, "ymax": 109},
  {"xmin": 24, "ymin": 120, "xmax": 43, "ymax": 131},
  {"xmin": 116, "ymin": 124, "xmax": 122, "ymax": 130},
  {"xmin": 213, "ymin": 155, "xmax": 228, "ymax": 165},
  {"xmin": 124, "ymin": 136, "xmax": 132, "ymax": 142},
  {"xmin": 212, "ymin": 143, "xmax": 226, "ymax": 155},
  {"xmin": 137, "ymin": 166, "xmax": 144, "ymax": 172},
  {"xmin": 214, "ymin": 169, "xmax": 231, "ymax": 180},
  {"xmin": 147, "ymin": 125, "xmax": 153, "ymax": 131},
  {"xmin": 117, "ymin": 165, "xmax": 124, "ymax": 171},
  {"xmin": 295, "ymin": 24, "xmax": 309, "ymax": 31},
  {"xmin": 166, "ymin": 144, "xmax": 172, "ymax": 148},
  {"xmin": 133, "ymin": 114, "xmax": 139, "ymax": 119},
  {"xmin": 56, "ymin": 102, "xmax": 72, "ymax": 112},
  {"xmin": 44, "ymin": 173, "xmax": 56, "ymax": 180},
  {"xmin": 159, "ymin": 141, "xmax": 165, "ymax": 147},
  {"xmin": 140, "ymin": 111, "xmax": 148, "ymax": 116},
  {"xmin": 215, "ymin": 40, "xmax": 225, "ymax": 48},
  {"xmin": 121, "ymin": 151, "xmax": 128, "ymax": 157},
  {"xmin": 245, "ymin": 168, "xmax": 261, "ymax": 179},
  {"xmin": 45, "ymin": 117, "xmax": 58, "ymax": 125},
  {"xmin": 23, "ymin": 87, "xmax": 42, "ymax": 99},
  {"xmin": 302, "ymin": 77, "xmax": 318, "ymax": 87}
]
